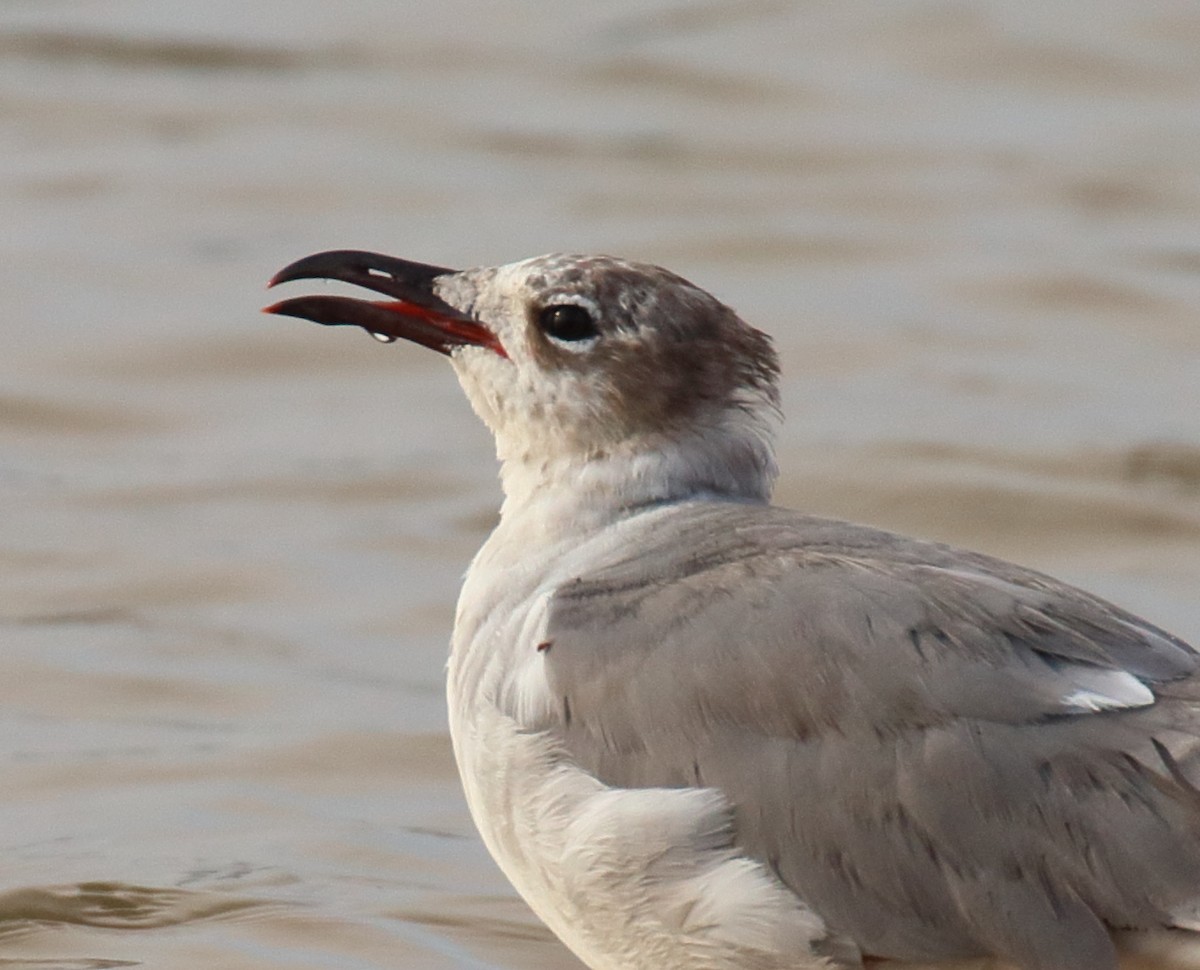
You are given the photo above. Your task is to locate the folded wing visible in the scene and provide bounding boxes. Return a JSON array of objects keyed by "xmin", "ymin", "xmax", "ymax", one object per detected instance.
[{"xmin": 537, "ymin": 504, "xmax": 1200, "ymax": 968}]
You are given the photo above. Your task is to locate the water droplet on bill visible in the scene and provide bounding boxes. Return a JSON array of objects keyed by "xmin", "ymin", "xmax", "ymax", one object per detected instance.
[{"xmin": 370, "ymin": 332, "xmax": 397, "ymax": 343}]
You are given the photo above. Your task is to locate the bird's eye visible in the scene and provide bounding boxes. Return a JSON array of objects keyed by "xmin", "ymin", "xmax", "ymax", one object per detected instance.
[{"xmin": 538, "ymin": 304, "xmax": 599, "ymax": 343}]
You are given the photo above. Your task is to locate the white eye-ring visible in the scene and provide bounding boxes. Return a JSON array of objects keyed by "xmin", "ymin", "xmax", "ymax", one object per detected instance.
[{"xmin": 537, "ymin": 302, "xmax": 600, "ymax": 348}]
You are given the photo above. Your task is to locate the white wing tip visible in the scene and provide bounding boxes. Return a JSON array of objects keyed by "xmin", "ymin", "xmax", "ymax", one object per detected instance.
[{"xmin": 1060, "ymin": 668, "xmax": 1155, "ymax": 713}]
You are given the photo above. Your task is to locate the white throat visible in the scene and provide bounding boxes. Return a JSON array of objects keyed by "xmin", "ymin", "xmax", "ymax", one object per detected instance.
[{"xmin": 495, "ymin": 416, "xmax": 778, "ymax": 539}]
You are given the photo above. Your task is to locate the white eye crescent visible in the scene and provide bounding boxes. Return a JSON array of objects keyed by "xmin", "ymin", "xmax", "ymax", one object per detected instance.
[{"xmin": 538, "ymin": 304, "xmax": 600, "ymax": 344}]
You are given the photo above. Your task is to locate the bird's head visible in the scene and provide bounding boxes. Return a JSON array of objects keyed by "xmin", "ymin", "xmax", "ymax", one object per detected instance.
[{"xmin": 267, "ymin": 251, "xmax": 781, "ymax": 507}]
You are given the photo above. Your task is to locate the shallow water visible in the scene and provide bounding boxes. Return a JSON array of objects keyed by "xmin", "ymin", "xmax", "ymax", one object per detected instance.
[{"xmin": 2, "ymin": 1, "xmax": 1199, "ymax": 967}]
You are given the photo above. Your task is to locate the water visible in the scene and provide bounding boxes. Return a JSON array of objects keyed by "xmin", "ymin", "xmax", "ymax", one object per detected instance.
[{"xmin": 2, "ymin": 1, "xmax": 1199, "ymax": 967}]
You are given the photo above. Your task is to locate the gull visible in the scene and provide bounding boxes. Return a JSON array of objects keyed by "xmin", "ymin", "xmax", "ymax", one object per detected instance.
[{"xmin": 266, "ymin": 250, "xmax": 1200, "ymax": 970}]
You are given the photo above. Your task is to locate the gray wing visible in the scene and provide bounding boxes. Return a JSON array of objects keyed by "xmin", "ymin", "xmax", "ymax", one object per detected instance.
[{"xmin": 537, "ymin": 502, "xmax": 1200, "ymax": 969}]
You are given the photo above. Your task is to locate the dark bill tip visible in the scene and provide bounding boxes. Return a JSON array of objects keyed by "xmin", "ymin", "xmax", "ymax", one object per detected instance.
[
  {"xmin": 263, "ymin": 294, "xmax": 476, "ymax": 354},
  {"xmin": 267, "ymin": 250, "xmax": 456, "ymax": 304},
  {"xmin": 264, "ymin": 251, "xmax": 506, "ymax": 358}
]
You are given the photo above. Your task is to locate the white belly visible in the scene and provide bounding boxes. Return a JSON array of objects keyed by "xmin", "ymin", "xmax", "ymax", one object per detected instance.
[{"xmin": 447, "ymin": 659, "xmax": 836, "ymax": 970}]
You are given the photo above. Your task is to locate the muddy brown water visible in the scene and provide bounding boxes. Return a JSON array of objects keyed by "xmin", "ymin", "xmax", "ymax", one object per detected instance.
[{"xmin": 2, "ymin": 2, "xmax": 1199, "ymax": 967}]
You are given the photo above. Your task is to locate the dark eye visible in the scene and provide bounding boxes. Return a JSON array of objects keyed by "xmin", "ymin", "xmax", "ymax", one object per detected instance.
[{"xmin": 538, "ymin": 304, "xmax": 599, "ymax": 343}]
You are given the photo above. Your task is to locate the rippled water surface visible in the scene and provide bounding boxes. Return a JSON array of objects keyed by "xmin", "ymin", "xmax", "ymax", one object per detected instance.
[{"xmin": 3, "ymin": 1, "xmax": 1200, "ymax": 967}]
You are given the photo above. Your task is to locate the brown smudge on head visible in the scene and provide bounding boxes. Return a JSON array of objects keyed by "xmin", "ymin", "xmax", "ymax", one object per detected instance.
[{"xmin": 518, "ymin": 256, "xmax": 779, "ymax": 444}]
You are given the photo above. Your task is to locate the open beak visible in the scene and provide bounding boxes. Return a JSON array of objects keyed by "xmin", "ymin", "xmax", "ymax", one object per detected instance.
[{"xmin": 264, "ymin": 249, "xmax": 506, "ymax": 358}]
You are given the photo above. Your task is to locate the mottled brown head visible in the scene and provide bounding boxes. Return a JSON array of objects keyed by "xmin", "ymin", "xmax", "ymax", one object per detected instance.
[
  {"xmin": 267, "ymin": 251, "xmax": 780, "ymax": 480},
  {"xmin": 439, "ymin": 254, "xmax": 780, "ymax": 464}
]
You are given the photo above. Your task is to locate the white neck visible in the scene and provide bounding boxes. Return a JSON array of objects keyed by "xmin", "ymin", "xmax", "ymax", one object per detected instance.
[{"xmin": 495, "ymin": 420, "xmax": 778, "ymax": 541}]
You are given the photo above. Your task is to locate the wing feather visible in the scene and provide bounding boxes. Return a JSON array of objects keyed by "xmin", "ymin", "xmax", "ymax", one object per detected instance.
[{"xmin": 535, "ymin": 503, "xmax": 1200, "ymax": 967}]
